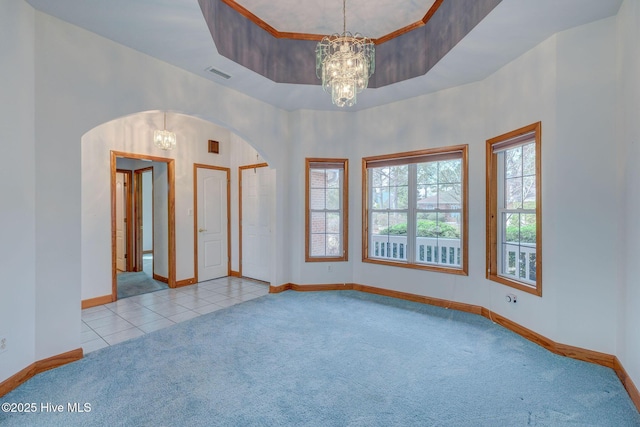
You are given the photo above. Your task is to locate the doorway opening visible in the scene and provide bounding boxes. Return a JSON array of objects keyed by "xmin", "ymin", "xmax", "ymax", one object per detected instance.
[{"xmin": 111, "ymin": 151, "xmax": 176, "ymax": 301}]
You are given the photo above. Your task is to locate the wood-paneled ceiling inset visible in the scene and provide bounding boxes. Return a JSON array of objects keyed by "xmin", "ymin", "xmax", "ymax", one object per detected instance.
[{"xmin": 198, "ymin": 0, "xmax": 503, "ymax": 87}]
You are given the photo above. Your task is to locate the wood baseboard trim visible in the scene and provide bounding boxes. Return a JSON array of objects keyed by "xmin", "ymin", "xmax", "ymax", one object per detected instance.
[
  {"xmin": 270, "ymin": 283, "xmax": 353, "ymax": 293},
  {"xmin": 614, "ymin": 357, "xmax": 640, "ymax": 413},
  {"xmin": 273, "ymin": 282, "xmax": 639, "ymax": 411},
  {"xmin": 230, "ymin": 270, "xmax": 241, "ymax": 278},
  {"xmin": 352, "ymin": 283, "xmax": 484, "ymax": 315},
  {"xmin": 153, "ymin": 274, "xmax": 169, "ymax": 284},
  {"xmin": 175, "ymin": 278, "xmax": 196, "ymax": 288},
  {"xmin": 81, "ymin": 294, "xmax": 113, "ymax": 309},
  {"xmin": 0, "ymin": 348, "xmax": 83, "ymax": 398},
  {"xmin": 269, "ymin": 283, "xmax": 290, "ymax": 293}
]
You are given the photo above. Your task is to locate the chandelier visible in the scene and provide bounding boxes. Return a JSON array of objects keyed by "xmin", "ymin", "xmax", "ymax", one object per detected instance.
[
  {"xmin": 154, "ymin": 112, "xmax": 176, "ymax": 150},
  {"xmin": 315, "ymin": 0, "xmax": 375, "ymax": 107}
]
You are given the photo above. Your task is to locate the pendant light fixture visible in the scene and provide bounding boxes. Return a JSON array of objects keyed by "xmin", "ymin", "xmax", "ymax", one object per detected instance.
[
  {"xmin": 154, "ymin": 112, "xmax": 177, "ymax": 150},
  {"xmin": 315, "ymin": 0, "xmax": 375, "ymax": 107}
]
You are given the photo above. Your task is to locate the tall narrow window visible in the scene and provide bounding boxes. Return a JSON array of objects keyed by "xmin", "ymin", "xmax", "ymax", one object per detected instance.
[
  {"xmin": 305, "ymin": 158, "xmax": 348, "ymax": 262},
  {"xmin": 487, "ymin": 122, "xmax": 542, "ymax": 295},
  {"xmin": 363, "ymin": 145, "xmax": 468, "ymax": 275}
]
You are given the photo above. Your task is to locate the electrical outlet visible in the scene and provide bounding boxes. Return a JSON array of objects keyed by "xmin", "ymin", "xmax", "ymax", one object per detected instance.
[{"xmin": 0, "ymin": 336, "xmax": 7, "ymax": 354}]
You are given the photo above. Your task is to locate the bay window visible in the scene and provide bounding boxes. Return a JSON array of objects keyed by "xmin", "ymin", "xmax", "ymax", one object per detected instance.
[{"xmin": 363, "ymin": 146, "xmax": 468, "ymax": 275}]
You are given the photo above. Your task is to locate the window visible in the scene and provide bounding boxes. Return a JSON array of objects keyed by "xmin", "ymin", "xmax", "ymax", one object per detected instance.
[
  {"xmin": 363, "ymin": 146, "xmax": 468, "ymax": 275},
  {"xmin": 305, "ymin": 158, "xmax": 348, "ymax": 262},
  {"xmin": 486, "ymin": 122, "xmax": 542, "ymax": 296}
]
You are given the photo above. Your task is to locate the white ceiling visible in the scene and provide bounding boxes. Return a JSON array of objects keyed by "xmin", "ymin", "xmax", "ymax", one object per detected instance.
[
  {"xmin": 233, "ymin": 0, "xmax": 437, "ymax": 38},
  {"xmin": 25, "ymin": 0, "xmax": 622, "ymax": 112}
]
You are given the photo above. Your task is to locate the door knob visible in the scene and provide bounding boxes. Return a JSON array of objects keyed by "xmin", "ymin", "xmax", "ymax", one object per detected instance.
[{"xmin": 199, "ymin": 228, "xmax": 207, "ymax": 232}]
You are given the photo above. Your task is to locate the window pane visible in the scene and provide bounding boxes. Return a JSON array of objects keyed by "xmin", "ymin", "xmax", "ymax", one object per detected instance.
[
  {"xmin": 310, "ymin": 169, "xmax": 325, "ymax": 188},
  {"xmin": 372, "ymin": 167, "xmax": 388, "ymax": 187},
  {"xmin": 392, "ymin": 185, "xmax": 409, "ymax": 210},
  {"xmin": 326, "ymin": 212, "xmax": 340, "ymax": 234},
  {"xmin": 415, "ymin": 212, "xmax": 461, "ymax": 266},
  {"xmin": 505, "ymin": 146, "xmax": 523, "ymax": 178},
  {"xmin": 522, "ymin": 142, "xmax": 536, "ymax": 176},
  {"xmin": 416, "ymin": 185, "xmax": 438, "ymax": 210},
  {"xmin": 438, "ymin": 183, "xmax": 461, "ymax": 209},
  {"xmin": 326, "ymin": 234, "xmax": 341, "ymax": 256},
  {"xmin": 372, "ymin": 187, "xmax": 388, "ymax": 210},
  {"xmin": 370, "ymin": 212, "xmax": 407, "ymax": 260},
  {"xmin": 326, "ymin": 169, "xmax": 340, "ymax": 188},
  {"xmin": 505, "ymin": 178, "xmax": 523, "ymax": 209},
  {"xmin": 372, "ymin": 212, "xmax": 407, "ymax": 236},
  {"xmin": 326, "ymin": 188, "xmax": 340, "ymax": 210},
  {"xmin": 521, "ymin": 214, "xmax": 536, "ymax": 245},
  {"xmin": 529, "ymin": 253, "xmax": 537, "ymax": 281},
  {"xmin": 417, "ymin": 162, "xmax": 438, "ymax": 185},
  {"xmin": 504, "ymin": 246, "xmax": 516, "ymax": 276},
  {"xmin": 311, "ymin": 212, "xmax": 326, "ymax": 234},
  {"xmin": 371, "ymin": 212, "xmax": 390, "ymax": 236},
  {"xmin": 438, "ymin": 159, "xmax": 461, "ymax": 184},
  {"xmin": 523, "ymin": 176, "xmax": 536, "ymax": 209},
  {"xmin": 310, "ymin": 188, "xmax": 325, "ymax": 210},
  {"xmin": 311, "ymin": 234, "xmax": 326, "ymax": 256},
  {"xmin": 390, "ymin": 165, "xmax": 409, "ymax": 186},
  {"xmin": 503, "ymin": 213, "xmax": 521, "ymax": 243},
  {"xmin": 445, "ymin": 212, "xmax": 462, "ymax": 237}
]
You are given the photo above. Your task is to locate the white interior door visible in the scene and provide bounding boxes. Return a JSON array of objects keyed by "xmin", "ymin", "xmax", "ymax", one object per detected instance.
[
  {"xmin": 197, "ymin": 167, "xmax": 228, "ymax": 281},
  {"xmin": 115, "ymin": 172, "xmax": 127, "ymax": 271},
  {"xmin": 241, "ymin": 166, "xmax": 274, "ymax": 282}
]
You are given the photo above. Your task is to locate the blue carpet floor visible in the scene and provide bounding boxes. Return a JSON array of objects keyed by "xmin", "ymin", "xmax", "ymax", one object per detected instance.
[
  {"xmin": 117, "ymin": 271, "xmax": 168, "ymax": 299},
  {"xmin": 1, "ymin": 291, "xmax": 639, "ymax": 426}
]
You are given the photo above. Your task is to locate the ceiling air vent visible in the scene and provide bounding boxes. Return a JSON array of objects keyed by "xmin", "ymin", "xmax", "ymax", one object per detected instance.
[{"xmin": 205, "ymin": 66, "xmax": 232, "ymax": 80}]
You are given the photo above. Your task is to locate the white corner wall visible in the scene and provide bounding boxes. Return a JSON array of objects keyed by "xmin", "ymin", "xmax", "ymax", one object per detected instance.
[
  {"xmin": 618, "ymin": 0, "xmax": 640, "ymax": 392},
  {"xmin": 553, "ymin": 16, "xmax": 619, "ymax": 353},
  {"xmin": 0, "ymin": 0, "xmax": 36, "ymax": 384}
]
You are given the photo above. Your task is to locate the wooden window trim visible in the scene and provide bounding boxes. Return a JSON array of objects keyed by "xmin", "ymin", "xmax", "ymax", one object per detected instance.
[
  {"xmin": 362, "ymin": 145, "xmax": 469, "ymax": 275},
  {"xmin": 305, "ymin": 158, "xmax": 349, "ymax": 262},
  {"xmin": 486, "ymin": 122, "xmax": 542, "ymax": 296}
]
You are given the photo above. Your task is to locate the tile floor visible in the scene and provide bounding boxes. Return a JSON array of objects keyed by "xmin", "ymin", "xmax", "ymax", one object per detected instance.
[{"xmin": 81, "ymin": 276, "xmax": 270, "ymax": 354}]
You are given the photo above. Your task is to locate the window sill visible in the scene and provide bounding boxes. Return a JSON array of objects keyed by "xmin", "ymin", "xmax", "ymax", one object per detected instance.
[
  {"xmin": 363, "ymin": 257, "xmax": 468, "ymax": 276},
  {"xmin": 487, "ymin": 273, "xmax": 541, "ymax": 296}
]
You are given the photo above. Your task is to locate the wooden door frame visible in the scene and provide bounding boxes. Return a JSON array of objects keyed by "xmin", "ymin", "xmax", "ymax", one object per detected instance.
[
  {"xmin": 193, "ymin": 164, "xmax": 231, "ymax": 283},
  {"xmin": 115, "ymin": 169, "xmax": 133, "ymax": 272},
  {"xmin": 133, "ymin": 167, "xmax": 154, "ymax": 273},
  {"xmin": 238, "ymin": 163, "xmax": 269, "ymax": 277},
  {"xmin": 111, "ymin": 151, "xmax": 176, "ymax": 301}
]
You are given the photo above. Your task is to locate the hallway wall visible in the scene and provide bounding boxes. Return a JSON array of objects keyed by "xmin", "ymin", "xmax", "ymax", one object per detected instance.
[
  {"xmin": 82, "ymin": 112, "xmax": 261, "ymax": 301},
  {"xmin": 0, "ymin": 0, "xmax": 36, "ymax": 385}
]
